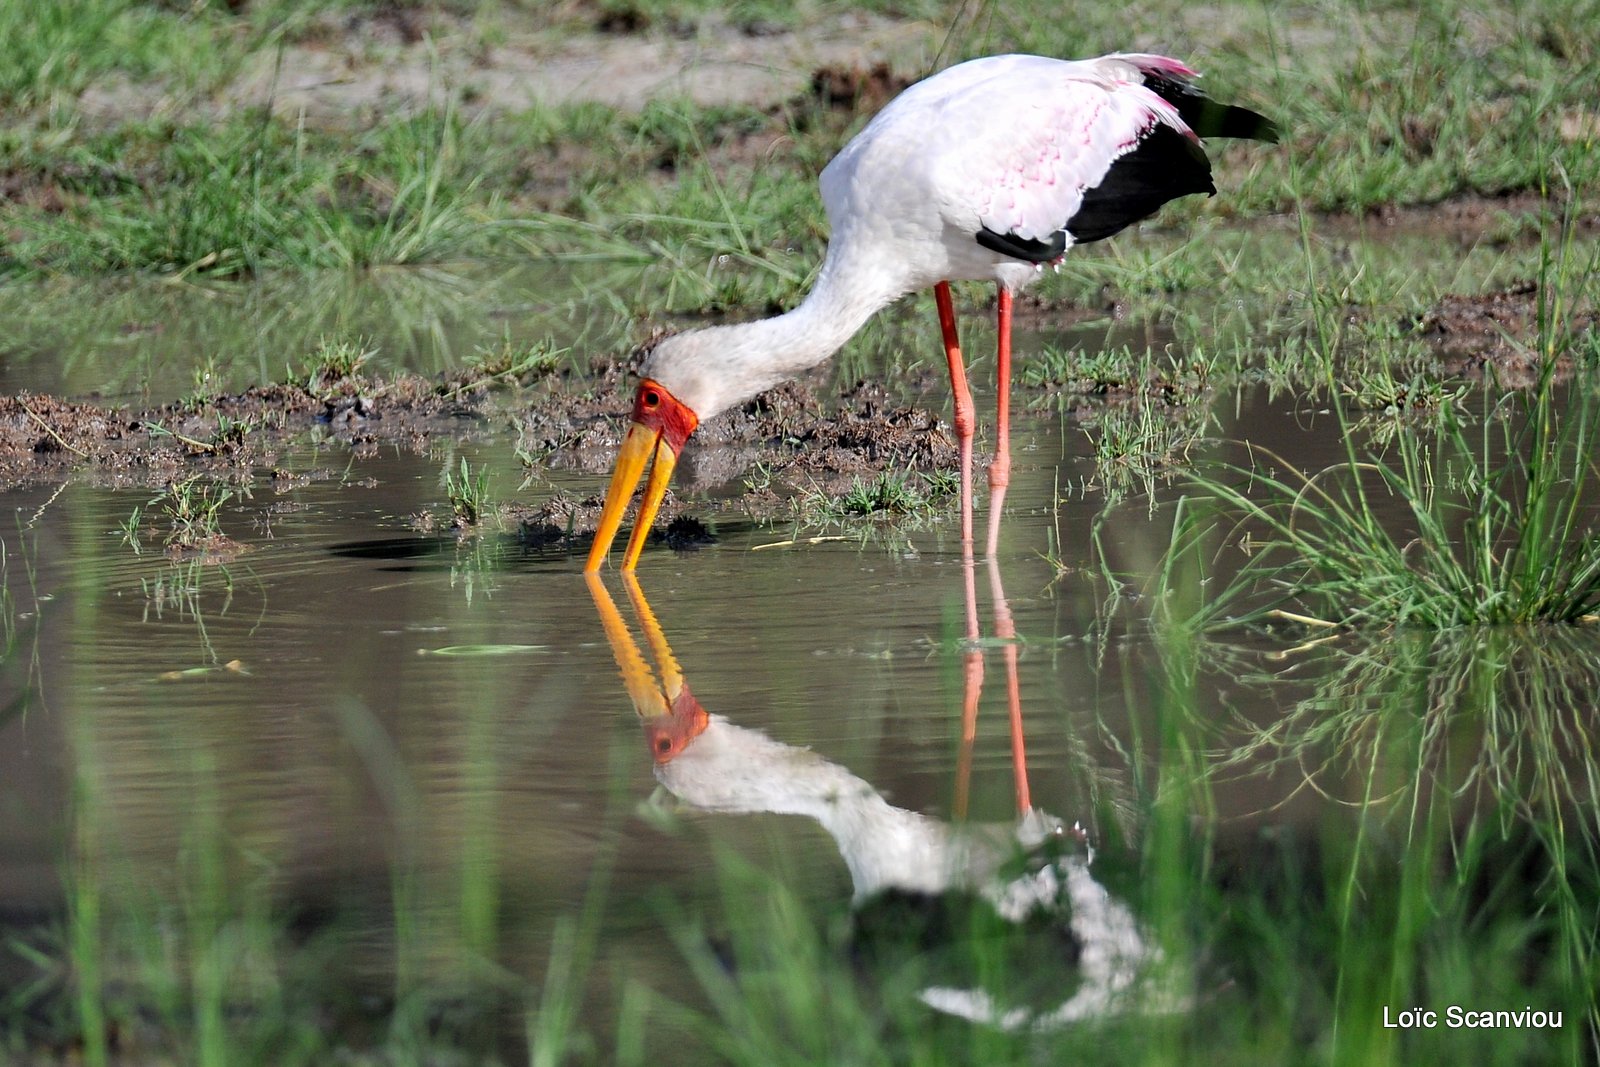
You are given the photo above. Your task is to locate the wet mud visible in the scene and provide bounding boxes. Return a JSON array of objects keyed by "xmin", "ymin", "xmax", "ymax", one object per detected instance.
[
  {"xmin": 0, "ymin": 374, "xmax": 479, "ymax": 489},
  {"xmin": 1411, "ymin": 279, "xmax": 1598, "ymax": 385},
  {"xmin": 0, "ymin": 350, "xmax": 963, "ymax": 547},
  {"xmin": 1, "ymin": 266, "xmax": 1585, "ymax": 541},
  {"xmin": 517, "ymin": 375, "xmax": 959, "ymax": 546}
]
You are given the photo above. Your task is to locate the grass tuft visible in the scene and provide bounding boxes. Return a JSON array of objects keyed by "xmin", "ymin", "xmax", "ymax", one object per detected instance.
[
  {"xmin": 444, "ymin": 456, "xmax": 493, "ymax": 529},
  {"xmin": 793, "ymin": 469, "xmax": 956, "ymax": 527},
  {"xmin": 463, "ymin": 335, "xmax": 566, "ymax": 386},
  {"xmin": 152, "ymin": 476, "xmax": 234, "ymax": 550},
  {"xmin": 300, "ymin": 336, "xmax": 375, "ymax": 397},
  {"xmin": 1179, "ymin": 219, "xmax": 1600, "ymax": 629}
]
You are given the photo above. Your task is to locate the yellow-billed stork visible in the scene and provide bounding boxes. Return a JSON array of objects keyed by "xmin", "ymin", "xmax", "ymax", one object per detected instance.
[{"xmin": 585, "ymin": 52, "xmax": 1277, "ymax": 570}]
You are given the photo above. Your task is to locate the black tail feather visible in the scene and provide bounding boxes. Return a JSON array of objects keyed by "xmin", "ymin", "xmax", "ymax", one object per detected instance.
[{"xmin": 1143, "ymin": 73, "xmax": 1280, "ymax": 143}]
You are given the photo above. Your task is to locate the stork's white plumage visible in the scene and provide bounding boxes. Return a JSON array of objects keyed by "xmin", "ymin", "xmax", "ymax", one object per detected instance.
[{"xmin": 586, "ymin": 52, "xmax": 1277, "ymax": 570}]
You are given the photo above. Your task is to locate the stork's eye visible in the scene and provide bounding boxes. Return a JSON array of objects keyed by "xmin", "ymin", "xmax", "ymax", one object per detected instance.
[
  {"xmin": 643, "ymin": 389, "xmax": 661, "ymax": 407},
  {"xmin": 656, "ymin": 737, "xmax": 672, "ymax": 754}
]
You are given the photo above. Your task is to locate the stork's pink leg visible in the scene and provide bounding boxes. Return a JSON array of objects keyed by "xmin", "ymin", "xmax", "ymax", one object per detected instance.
[
  {"xmin": 936, "ymin": 280, "xmax": 986, "ymax": 818},
  {"xmin": 987, "ymin": 555, "xmax": 1031, "ymax": 814},
  {"xmin": 950, "ymin": 538, "xmax": 984, "ymax": 821},
  {"xmin": 985, "ymin": 287, "xmax": 1014, "ymax": 558},
  {"xmin": 934, "ymin": 281, "xmax": 975, "ymax": 548}
]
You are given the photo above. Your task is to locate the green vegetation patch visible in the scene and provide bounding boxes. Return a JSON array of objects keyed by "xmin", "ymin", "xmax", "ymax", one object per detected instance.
[
  {"xmin": 793, "ymin": 467, "xmax": 958, "ymax": 526},
  {"xmin": 5, "ymin": 108, "xmax": 515, "ymax": 275},
  {"xmin": 1174, "ymin": 228, "xmax": 1600, "ymax": 630},
  {"xmin": 2, "ymin": 0, "xmax": 1597, "ymax": 289}
]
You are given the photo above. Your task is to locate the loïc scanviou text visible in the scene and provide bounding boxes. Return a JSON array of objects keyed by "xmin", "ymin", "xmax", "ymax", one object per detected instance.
[{"xmin": 1383, "ymin": 1007, "xmax": 1563, "ymax": 1029}]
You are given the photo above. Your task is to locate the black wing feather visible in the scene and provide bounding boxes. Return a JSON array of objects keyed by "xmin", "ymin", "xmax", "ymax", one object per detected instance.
[
  {"xmin": 1067, "ymin": 125, "xmax": 1215, "ymax": 244},
  {"xmin": 974, "ymin": 227, "xmax": 1068, "ymax": 263},
  {"xmin": 1142, "ymin": 73, "xmax": 1280, "ymax": 143},
  {"xmin": 972, "ymin": 78, "xmax": 1277, "ymax": 261}
]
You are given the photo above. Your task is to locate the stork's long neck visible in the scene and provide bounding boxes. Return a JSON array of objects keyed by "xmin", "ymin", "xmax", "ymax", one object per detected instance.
[
  {"xmin": 665, "ymin": 238, "xmax": 906, "ymax": 420},
  {"xmin": 804, "ymin": 779, "xmax": 955, "ymax": 902},
  {"xmin": 657, "ymin": 719, "xmax": 954, "ymax": 900}
]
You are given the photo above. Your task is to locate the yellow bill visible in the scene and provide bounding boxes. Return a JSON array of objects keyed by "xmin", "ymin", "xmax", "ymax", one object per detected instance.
[
  {"xmin": 585, "ymin": 422, "xmax": 677, "ymax": 572},
  {"xmin": 585, "ymin": 571, "xmax": 709, "ymax": 763}
]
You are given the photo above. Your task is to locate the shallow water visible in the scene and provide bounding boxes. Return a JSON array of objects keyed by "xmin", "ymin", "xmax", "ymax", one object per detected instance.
[
  {"xmin": 0, "ymin": 260, "xmax": 650, "ymax": 401},
  {"xmin": 0, "ymin": 268, "xmax": 1595, "ymax": 1062}
]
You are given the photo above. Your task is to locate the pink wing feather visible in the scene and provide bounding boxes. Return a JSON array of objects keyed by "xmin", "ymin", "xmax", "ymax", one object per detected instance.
[
  {"xmin": 948, "ymin": 55, "xmax": 1198, "ymax": 247},
  {"xmin": 815, "ymin": 52, "xmax": 1236, "ymax": 290}
]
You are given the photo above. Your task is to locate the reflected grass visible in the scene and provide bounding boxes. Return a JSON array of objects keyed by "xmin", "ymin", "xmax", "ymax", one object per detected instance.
[
  {"xmin": 1198, "ymin": 625, "xmax": 1600, "ymax": 1052},
  {"xmin": 0, "ymin": 534, "xmax": 39, "ymax": 730},
  {"xmin": 0, "ymin": 260, "xmax": 633, "ymax": 401}
]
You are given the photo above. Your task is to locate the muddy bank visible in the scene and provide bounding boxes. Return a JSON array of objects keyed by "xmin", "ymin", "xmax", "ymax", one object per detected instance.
[
  {"xmin": 518, "ymin": 376, "xmax": 959, "ymax": 545},
  {"xmin": 0, "ymin": 354, "xmax": 964, "ymax": 541},
  {"xmin": 0, "ymin": 374, "xmax": 483, "ymax": 490},
  {"xmin": 1411, "ymin": 279, "xmax": 1598, "ymax": 384},
  {"xmin": 0, "ymin": 279, "xmax": 1588, "ymax": 541}
]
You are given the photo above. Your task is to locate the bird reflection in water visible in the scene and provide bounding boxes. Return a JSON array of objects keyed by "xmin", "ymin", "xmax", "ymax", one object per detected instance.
[
  {"xmin": 585, "ymin": 570, "xmax": 1177, "ymax": 1029},
  {"xmin": 586, "ymin": 570, "xmax": 709, "ymax": 764}
]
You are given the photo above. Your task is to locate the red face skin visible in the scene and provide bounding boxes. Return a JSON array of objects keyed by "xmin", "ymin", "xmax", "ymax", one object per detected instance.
[
  {"xmin": 643, "ymin": 685, "xmax": 710, "ymax": 764},
  {"xmin": 632, "ymin": 378, "xmax": 699, "ymax": 454}
]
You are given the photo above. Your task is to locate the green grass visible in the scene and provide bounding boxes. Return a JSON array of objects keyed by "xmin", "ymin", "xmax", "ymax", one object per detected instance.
[
  {"xmin": 299, "ymin": 335, "xmax": 375, "ymax": 397},
  {"xmin": 1172, "ymin": 211, "xmax": 1600, "ymax": 629},
  {"xmin": 1083, "ymin": 400, "xmax": 1217, "ymax": 512},
  {"xmin": 6, "ymin": 107, "xmax": 512, "ymax": 276},
  {"xmin": 792, "ymin": 468, "xmax": 957, "ymax": 527},
  {"xmin": 2, "ymin": 0, "xmax": 1596, "ymax": 290},
  {"xmin": 152, "ymin": 476, "xmax": 235, "ymax": 550},
  {"xmin": 444, "ymin": 455, "xmax": 494, "ymax": 528},
  {"xmin": 1021, "ymin": 342, "xmax": 1218, "ymax": 393},
  {"xmin": 0, "ymin": 0, "xmax": 233, "ymax": 109},
  {"xmin": 443, "ymin": 333, "xmax": 568, "ymax": 400}
]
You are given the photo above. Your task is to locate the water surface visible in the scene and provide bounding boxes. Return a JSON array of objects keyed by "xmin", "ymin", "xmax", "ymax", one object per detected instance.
[{"xmin": 0, "ymin": 265, "xmax": 1593, "ymax": 1063}]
